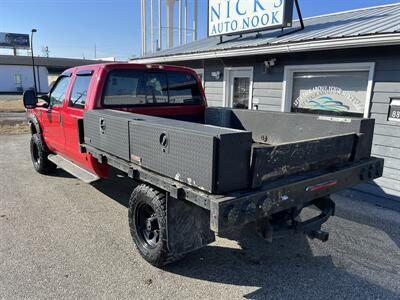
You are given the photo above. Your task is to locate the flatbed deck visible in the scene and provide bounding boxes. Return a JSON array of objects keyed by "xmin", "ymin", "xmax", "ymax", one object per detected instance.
[{"xmin": 83, "ymin": 143, "xmax": 383, "ymax": 232}]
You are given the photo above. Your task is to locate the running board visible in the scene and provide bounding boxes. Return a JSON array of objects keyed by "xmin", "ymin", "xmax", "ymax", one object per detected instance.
[{"xmin": 48, "ymin": 154, "xmax": 100, "ymax": 183}]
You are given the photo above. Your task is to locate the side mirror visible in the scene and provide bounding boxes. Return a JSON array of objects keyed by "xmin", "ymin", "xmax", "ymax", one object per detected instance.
[
  {"xmin": 23, "ymin": 90, "xmax": 37, "ymax": 109},
  {"xmin": 39, "ymin": 94, "xmax": 50, "ymax": 103}
]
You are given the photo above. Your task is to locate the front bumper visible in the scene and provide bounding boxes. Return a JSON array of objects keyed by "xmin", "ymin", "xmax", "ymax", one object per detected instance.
[{"xmin": 210, "ymin": 157, "xmax": 384, "ymax": 233}]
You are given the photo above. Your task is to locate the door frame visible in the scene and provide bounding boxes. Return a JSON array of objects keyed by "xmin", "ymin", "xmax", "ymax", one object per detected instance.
[{"xmin": 223, "ymin": 67, "xmax": 254, "ymax": 109}]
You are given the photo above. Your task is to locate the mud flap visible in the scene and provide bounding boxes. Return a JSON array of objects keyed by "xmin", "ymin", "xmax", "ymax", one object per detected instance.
[{"xmin": 166, "ymin": 195, "xmax": 215, "ymax": 256}]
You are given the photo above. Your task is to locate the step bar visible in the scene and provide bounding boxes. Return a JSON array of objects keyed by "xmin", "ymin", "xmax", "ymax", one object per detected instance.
[{"xmin": 48, "ymin": 154, "xmax": 100, "ymax": 183}]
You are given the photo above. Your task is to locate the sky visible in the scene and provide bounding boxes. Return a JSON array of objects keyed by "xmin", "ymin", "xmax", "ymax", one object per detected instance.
[{"xmin": 0, "ymin": 0, "xmax": 399, "ymax": 60}]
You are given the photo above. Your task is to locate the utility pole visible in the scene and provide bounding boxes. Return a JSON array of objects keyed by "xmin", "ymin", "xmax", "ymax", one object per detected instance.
[
  {"xmin": 178, "ymin": 0, "xmax": 182, "ymax": 46},
  {"xmin": 193, "ymin": 0, "xmax": 198, "ymax": 41},
  {"xmin": 141, "ymin": 0, "xmax": 147, "ymax": 56},
  {"xmin": 150, "ymin": 0, "xmax": 154, "ymax": 52},
  {"xmin": 184, "ymin": 0, "xmax": 187, "ymax": 44},
  {"xmin": 166, "ymin": 0, "xmax": 174, "ymax": 48},
  {"xmin": 158, "ymin": 0, "xmax": 162, "ymax": 50}
]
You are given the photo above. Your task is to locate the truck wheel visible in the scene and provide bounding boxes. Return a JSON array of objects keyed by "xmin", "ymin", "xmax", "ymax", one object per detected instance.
[
  {"xmin": 30, "ymin": 134, "xmax": 56, "ymax": 174},
  {"xmin": 128, "ymin": 184, "xmax": 178, "ymax": 267}
]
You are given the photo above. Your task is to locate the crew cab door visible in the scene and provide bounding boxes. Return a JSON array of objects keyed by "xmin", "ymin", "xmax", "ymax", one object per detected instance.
[
  {"xmin": 63, "ymin": 69, "xmax": 93, "ymax": 166},
  {"xmin": 42, "ymin": 74, "xmax": 71, "ymax": 153}
]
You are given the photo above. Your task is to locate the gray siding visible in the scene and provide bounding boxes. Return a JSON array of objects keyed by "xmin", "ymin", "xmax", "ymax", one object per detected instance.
[
  {"xmin": 364, "ymin": 59, "xmax": 400, "ymax": 201},
  {"xmin": 204, "ymin": 81, "xmax": 224, "ymax": 107},
  {"xmin": 165, "ymin": 46, "xmax": 400, "ymax": 205}
]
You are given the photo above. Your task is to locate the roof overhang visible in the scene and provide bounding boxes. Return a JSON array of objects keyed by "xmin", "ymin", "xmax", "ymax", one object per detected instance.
[{"xmin": 133, "ymin": 33, "xmax": 400, "ymax": 64}]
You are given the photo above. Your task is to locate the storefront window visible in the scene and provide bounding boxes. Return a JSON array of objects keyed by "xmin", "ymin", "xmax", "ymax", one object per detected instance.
[{"xmin": 291, "ymin": 71, "xmax": 369, "ymax": 117}]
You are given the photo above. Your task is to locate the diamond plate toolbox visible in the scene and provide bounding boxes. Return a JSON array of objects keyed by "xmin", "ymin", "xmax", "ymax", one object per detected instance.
[{"xmin": 84, "ymin": 109, "xmax": 252, "ymax": 194}]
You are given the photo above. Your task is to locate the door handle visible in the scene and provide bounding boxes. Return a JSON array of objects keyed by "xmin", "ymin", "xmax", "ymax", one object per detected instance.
[{"xmin": 60, "ymin": 114, "xmax": 63, "ymax": 126}]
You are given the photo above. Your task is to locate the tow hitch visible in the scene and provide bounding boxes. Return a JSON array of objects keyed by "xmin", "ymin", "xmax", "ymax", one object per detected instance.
[
  {"xmin": 257, "ymin": 196, "xmax": 335, "ymax": 243},
  {"xmin": 307, "ymin": 229, "xmax": 329, "ymax": 242}
]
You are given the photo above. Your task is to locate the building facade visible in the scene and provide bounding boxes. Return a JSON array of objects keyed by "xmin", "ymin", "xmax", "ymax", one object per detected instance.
[
  {"xmin": 0, "ymin": 55, "xmax": 105, "ymax": 93},
  {"xmin": 134, "ymin": 4, "xmax": 400, "ymax": 209}
]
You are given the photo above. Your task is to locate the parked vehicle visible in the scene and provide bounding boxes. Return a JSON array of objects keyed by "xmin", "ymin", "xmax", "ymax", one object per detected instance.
[{"xmin": 23, "ymin": 63, "xmax": 383, "ymax": 267}]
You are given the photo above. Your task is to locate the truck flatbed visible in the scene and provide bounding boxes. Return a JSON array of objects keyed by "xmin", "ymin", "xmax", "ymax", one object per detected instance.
[{"xmin": 83, "ymin": 142, "xmax": 382, "ymax": 233}]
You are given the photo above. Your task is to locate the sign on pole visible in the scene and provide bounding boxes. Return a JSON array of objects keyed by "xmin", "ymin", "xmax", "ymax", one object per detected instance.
[
  {"xmin": 208, "ymin": 0, "xmax": 294, "ymax": 37},
  {"xmin": 0, "ymin": 32, "xmax": 30, "ymax": 49}
]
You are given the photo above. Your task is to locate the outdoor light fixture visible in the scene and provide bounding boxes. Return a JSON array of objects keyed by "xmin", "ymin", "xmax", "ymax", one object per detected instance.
[
  {"xmin": 263, "ymin": 58, "xmax": 277, "ymax": 72},
  {"xmin": 211, "ymin": 71, "xmax": 221, "ymax": 79}
]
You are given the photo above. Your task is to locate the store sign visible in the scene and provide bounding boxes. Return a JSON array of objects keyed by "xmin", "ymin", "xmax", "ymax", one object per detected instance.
[
  {"xmin": 293, "ymin": 86, "xmax": 364, "ymax": 114},
  {"xmin": 0, "ymin": 32, "xmax": 30, "ymax": 49},
  {"xmin": 208, "ymin": 0, "xmax": 294, "ymax": 37}
]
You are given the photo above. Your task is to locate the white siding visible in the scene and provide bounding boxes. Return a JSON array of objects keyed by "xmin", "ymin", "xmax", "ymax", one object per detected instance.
[{"xmin": 0, "ymin": 65, "xmax": 49, "ymax": 93}]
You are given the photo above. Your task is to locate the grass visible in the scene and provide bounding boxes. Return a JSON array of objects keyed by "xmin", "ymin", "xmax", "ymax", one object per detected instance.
[
  {"xmin": 0, "ymin": 99, "xmax": 25, "ymax": 113},
  {"xmin": 0, "ymin": 120, "xmax": 29, "ymax": 135}
]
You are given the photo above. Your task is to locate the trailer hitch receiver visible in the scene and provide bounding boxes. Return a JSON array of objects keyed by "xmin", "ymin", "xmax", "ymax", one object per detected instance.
[
  {"xmin": 257, "ymin": 196, "xmax": 334, "ymax": 243},
  {"xmin": 307, "ymin": 229, "xmax": 329, "ymax": 242}
]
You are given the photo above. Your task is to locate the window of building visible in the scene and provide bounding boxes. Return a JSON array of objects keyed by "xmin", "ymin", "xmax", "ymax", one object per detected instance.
[
  {"xmin": 283, "ymin": 63, "xmax": 375, "ymax": 118},
  {"xmin": 14, "ymin": 74, "xmax": 22, "ymax": 85},
  {"xmin": 103, "ymin": 69, "xmax": 203, "ymax": 106},
  {"xmin": 69, "ymin": 75, "xmax": 92, "ymax": 108}
]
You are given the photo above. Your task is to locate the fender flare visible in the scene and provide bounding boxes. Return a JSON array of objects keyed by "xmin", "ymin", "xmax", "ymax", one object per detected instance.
[{"xmin": 27, "ymin": 113, "xmax": 41, "ymax": 135}]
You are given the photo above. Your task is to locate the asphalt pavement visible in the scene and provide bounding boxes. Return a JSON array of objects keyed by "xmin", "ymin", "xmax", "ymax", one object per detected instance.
[{"xmin": 1, "ymin": 134, "xmax": 399, "ymax": 299}]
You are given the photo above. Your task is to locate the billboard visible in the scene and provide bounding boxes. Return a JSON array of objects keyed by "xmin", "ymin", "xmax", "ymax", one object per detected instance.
[
  {"xmin": 208, "ymin": 0, "xmax": 294, "ymax": 37},
  {"xmin": 0, "ymin": 32, "xmax": 30, "ymax": 49}
]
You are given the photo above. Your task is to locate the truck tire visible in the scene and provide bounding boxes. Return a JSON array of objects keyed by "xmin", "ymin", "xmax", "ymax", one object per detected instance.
[
  {"xmin": 128, "ymin": 184, "xmax": 178, "ymax": 267},
  {"xmin": 30, "ymin": 134, "xmax": 57, "ymax": 174}
]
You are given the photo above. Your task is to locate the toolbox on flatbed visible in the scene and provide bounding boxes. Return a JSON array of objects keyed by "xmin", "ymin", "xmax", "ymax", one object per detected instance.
[{"xmin": 84, "ymin": 109, "xmax": 252, "ymax": 193}]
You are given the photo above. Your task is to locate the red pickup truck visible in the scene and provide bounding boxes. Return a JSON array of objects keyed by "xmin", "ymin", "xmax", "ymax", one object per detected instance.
[
  {"xmin": 23, "ymin": 63, "xmax": 383, "ymax": 267},
  {"xmin": 25, "ymin": 63, "xmax": 205, "ymax": 178}
]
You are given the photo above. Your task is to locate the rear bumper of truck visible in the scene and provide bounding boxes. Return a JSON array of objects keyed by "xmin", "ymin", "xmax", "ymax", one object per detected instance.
[{"xmin": 209, "ymin": 157, "xmax": 384, "ymax": 233}]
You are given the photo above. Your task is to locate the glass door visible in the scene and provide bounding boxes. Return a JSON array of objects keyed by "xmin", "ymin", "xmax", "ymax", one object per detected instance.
[{"xmin": 225, "ymin": 68, "xmax": 253, "ymax": 109}]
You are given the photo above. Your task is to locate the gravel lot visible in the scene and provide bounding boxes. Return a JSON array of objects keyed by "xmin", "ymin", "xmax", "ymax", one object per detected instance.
[{"xmin": 1, "ymin": 134, "xmax": 399, "ymax": 299}]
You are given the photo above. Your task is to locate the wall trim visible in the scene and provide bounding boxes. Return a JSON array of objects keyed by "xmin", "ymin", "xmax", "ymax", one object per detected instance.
[{"xmin": 133, "ymin": 34, "xmax": 400, "ymax": 64}]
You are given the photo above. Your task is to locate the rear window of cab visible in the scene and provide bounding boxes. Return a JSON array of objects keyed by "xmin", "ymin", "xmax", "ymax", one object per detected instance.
[{"xmin": 102, "ymin": 69, "xmax": 203, "ymax": 106}]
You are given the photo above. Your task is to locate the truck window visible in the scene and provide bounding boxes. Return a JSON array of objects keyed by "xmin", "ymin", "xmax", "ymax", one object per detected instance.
[
  {"xmin": 168, "ymin": 71, "xmax": 202, "ymax": 104},
  {"xmin": 144, "ymin": 72, "xmax": 168, "ymax": 104},
  {"xmin": 69, "ymin": 74, "xmax": 92, "ymax": 108},
  {"xmin": 49, "ymin": 76, "xmax": 70, "ymax": 107},
  {"xmin": 102, "ymin": 69, "xmax": 202, "ymax": 106},
  {"xmin": 103, "ymin": 70, "xmax": 146, "ymax": 106}
]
